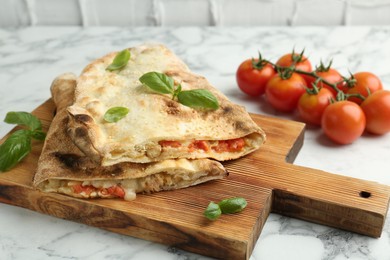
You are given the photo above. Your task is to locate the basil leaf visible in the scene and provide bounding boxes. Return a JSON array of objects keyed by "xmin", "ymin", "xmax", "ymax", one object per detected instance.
[
  {"xmin": 104, "ymin": 107, "xmax": 129, "ymax": 123},
  {"xmin": 139, "ymin": 72, "xmax": 174, "ymax": 94},
  {"xmin": 31, "ymin": 130, "xmax": 46, "ymax": 141},
  {"xmin": 0, "ymin": 129, "xmax": 32, "ymax": 172},
  {"xmin": 4, "ymin": 111, "xmax": 42, "ymax": 131},
  {"xmin": 204, "ymin": 201, "xmax": 222, "ymax": 220},
  {"xmin": 177, "ymin": 89, "xmax": 219, "ymax": 110},
  {"xmin": 218, "ymin": 197, "xmax": 247, "ymax": 214},
  {"xmin": 106, "ymin": 49, "xmax": 130, "ymax": 71}
]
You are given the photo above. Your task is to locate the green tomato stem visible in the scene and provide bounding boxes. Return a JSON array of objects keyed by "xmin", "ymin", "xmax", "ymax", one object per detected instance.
[{"xmin": 263, "ymin": 56, "xmax": 355, "ymax": 100}]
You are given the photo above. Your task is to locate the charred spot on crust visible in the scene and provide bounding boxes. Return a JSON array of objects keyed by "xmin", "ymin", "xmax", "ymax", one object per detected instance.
[
  {"xmin": 199, "ymin": 103, "xmax": 232, "ymax": 121},
  {"xmin": 75, "ymin": 127, "xmax": 88, "ymax": 138},
  {"xmin": 99, "ymin": 164, "xmax": 124, "ymax": 176},
  {"xmin": 74, "ymin": 114, "xmax": 93, "ymax": 124},
  {"xmin": 60, "ymin": 117, "xmax": 70, "ymax": 135},
  {"xmin": 54, "ymin": 153, "xmax": 83, "ymax": 169},
  {"xmin": 222, "ymin": 105, "xmax": 233, "ymax": 115},
  {"xmin": 61, "ymin": 116, "xmax": 69, "ymax": 126},
  {"xmin": 164, "ymin": 99, "xmax": 181, "ymax": 115},
  {"xmin": 233, "ymin": 121, "xmax": 250, "ymax": 133}
]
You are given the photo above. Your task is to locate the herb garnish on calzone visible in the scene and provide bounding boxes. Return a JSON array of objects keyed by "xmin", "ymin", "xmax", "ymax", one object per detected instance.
[
  {"xmin": 67, "ymin": 43, "xmax": 266, "ymax": 165},
  {"xmin": 33, "ymin": 73, "xmax": 227, "ymax": 201}
]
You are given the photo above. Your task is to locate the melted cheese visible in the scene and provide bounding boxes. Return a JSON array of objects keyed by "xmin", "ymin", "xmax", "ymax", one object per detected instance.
[{"xmin": 42, "ymin": 169, "xmax": 210, "ymax": 201}]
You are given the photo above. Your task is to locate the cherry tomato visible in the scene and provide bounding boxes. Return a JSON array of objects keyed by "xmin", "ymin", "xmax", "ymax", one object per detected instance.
[
  {"xmin": 265, "ymin": 73, "xmax": 307, "ymax": 112},
  {"xmin": 361, "ymin": 90, "xmax": 390, "ymax": 135},
  {"xmin": 346, "ymin": 72, "xmax": 383, "ymax": 104},
  {"xmin": 276, "ymin": 53, "xmax": 312, "ymax": 72},
  {"xmin": 236, "ymin": 59, "xmax": 276, "ymax": 96},
  {"xmin": 276, "ymin": 51, "xmax": 312, "ymax": 85},
  {"xmin": 297, "ymin": 88, "xmax": 334, "ymax": 126},
  {"xmin": 306, "ymin": 68, "xmax": 344, "ymax": 96},
  {"xmin": 321, "ymin": 101, "xmax": 366, "ymax": 144}
]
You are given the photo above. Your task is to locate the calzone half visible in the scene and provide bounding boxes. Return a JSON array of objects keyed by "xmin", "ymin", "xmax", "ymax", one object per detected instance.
[
  {"xmin": 67, "ymin": 43, "xmax": 266, "ymax": 165},
  {"xmin": 33, "ymin": 73, "xmax": 227, "ymax": 200}
]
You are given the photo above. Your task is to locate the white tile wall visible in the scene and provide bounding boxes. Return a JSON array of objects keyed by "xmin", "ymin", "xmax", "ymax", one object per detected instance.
[
  {"xmin": 1, "ymin": 0, "xmax": 390, "ymax": 27},
  {"xmin": 348, "ymin": 0, "xmax": 390, "ymax": 25},
  {"xmin": 292, "ymin": 0, "xmax": 346, "ymax": 26},
  {"xmin": 33, "ymin": 0, "xmax": 82, "ymax": 25},
  {"xmin": 0, "ymin": 0, "xmax": 31, "ymax": 26},
  {"xmin": 158, "ymin": 0, "xmax": 212, "ymax": 26},
  {"xmin": 216, "ymin": 0, "xmax": 295, "ymax": 26},
  {"xmin": 79, "ymin": 0, "xmax": 154, "ymax": 26}
]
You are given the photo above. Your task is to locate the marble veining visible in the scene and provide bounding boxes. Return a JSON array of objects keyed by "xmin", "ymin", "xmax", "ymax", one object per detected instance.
[{"xmin": 1, "ymin": 26, "xmax": 390, "ymax": 260}]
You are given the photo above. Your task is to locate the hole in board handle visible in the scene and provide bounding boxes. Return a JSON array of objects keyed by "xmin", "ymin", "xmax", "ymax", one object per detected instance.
[{"xmin": 359, "ymin": 191, "xmax": 371, "ymax": 198}]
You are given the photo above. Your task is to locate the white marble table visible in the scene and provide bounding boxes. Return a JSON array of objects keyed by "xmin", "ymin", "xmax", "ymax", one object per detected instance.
[{"xmin": 1, "ymin": 26, "xmax": 390, "ymax": 260}]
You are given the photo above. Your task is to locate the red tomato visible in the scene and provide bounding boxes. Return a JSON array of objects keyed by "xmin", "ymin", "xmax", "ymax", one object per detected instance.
[
  {"xmin": 159, "ymin": 140, "xmax": 181, "ymax": 148},
  {"xmin": 73, "ymin": 184, "xmax": 94, "ymax": 195},
  {"xmin": 306, "ymin": 68, "xmax": 344, "ymax": 96},
  {"xmin": 225, "ymin": 138, "xmax": 246, "ymax": 152},
  {"xmin": 297, "ymin": 88, "xmax": 334, "ymax": 126},
  {"xmin": 265, "ymin": 73, "xmax": 307, "ymax": 112},
  {"xmin": 276, "ymin": 53, "xmax": 312, "ymax": 72},
  {"xmin": 276, "ymin": 52, "xmax": 312, "ymax": 84},
  {"xmin": 346, "ymin": 72, "xmax": 383, "ymax": 104},
  {"xmin": 107, "ymin": 185, "xmax": 125, "ymax": 198},
  {"xmin": 212, "ymin": 138, "xmax": 245, "ymax": 153},
  {"xmin": 361, "ymin": 90, "xmax": 390, "ymax": 135},
  {"xmin": 236, "ymin": 59, "xmax": 276, "ymax": 96},
  {"xmin": 189, "ymin": 140, "xmax": 210, "ymax": 152},
  {"xmin": 321, "ymin": 101, "xmax": 366, "ymax": 144},
  {"xmin": 73, "ymin": 184, "xmax": 84, "ymax": 194}
]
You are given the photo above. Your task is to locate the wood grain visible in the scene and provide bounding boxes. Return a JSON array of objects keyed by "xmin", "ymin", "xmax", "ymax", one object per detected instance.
[{"xmin": 1, "ymin": 99, "xmax": 389, "ymax": 260}]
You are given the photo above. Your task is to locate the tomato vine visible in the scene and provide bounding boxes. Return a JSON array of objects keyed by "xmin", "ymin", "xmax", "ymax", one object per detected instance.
[{"xmin": 236, "ymin": 48, "xmax": 388, "ymax": 144}]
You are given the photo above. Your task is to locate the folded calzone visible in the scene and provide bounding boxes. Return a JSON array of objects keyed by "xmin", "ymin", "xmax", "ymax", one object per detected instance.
[
  {"xmin": 67, "ymin": 43, "xmax": 265, "ymax": 165},
  {"xmin": 33, "ymin": 73, "xmax": 227, "ymax": 200}
]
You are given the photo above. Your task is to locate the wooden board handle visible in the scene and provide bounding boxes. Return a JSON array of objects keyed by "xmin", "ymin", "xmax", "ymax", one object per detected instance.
[{"xmin": 226, "ymin": 158, "xmax": 390, "ymax": 237}]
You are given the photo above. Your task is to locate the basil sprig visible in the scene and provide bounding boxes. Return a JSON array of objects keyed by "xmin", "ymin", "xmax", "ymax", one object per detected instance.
[
  {"xmin": 139, "ymin": 71, "xmax": 219, "ymax": 110},
  {"xmin": 0, "ymin": 111, "xmax": 46, "ymax": 172},
  {"xmin": 106, "ymin": 49, "xmax": 130, "ymax": 72},
  {"xmin": 178, "ymin": 89, "xmax": 219, "ymax": 110},
  {"xmin": 218, "ymin": 197, "xmax": 248, "ymax": 214},
  {"xmin": 103, "ymin": 107, "xmax": 129, "ymax": 123},
  {"xmin": 204, "ymin": 197, "xmax": 247, "ymax": 220},
  {"xmin": 139, "ymin": 72, "xmax": 174, "ymax": 94},
  {"xmin": 5, "ymin": 111, "xmax": 42, "ymax": 131},
  {"xmin": 204, "ymin": 202, "xmax": 222, "ymax": 220}
]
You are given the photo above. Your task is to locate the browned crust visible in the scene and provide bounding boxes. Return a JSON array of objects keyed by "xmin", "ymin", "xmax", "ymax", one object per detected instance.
[
  {"xmin": 33, "ymin": 73, "xmax": 228, "ymax": 199},
  {"xmin": 66, "ymin": 43, "xmax": 266, "ymax": 165},
  {"xmin": 66, "ymin": 110, "xmax": 103, "ymax": 164}
]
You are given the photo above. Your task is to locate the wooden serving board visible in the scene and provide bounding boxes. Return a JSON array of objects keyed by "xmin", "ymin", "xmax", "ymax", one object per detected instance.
[{"xmin": 1, "ymin": 99, "xmax": 390, "ymax": 260}]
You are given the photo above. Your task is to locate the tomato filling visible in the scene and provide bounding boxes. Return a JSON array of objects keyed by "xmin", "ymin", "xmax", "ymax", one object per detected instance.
[
  {"xmin": 72, "ymin": 184, "xmax": 125, "ymax": 198},
  {"xmin": 159, "ymin": 140, "xmax": 182, "ymax": 148},
  {"xmin": 212, "ymin": 138, "xmax": 246, "ymax": 153},
  {"xmin": 159, "ymin": 138, "xmax": 246, "ymax": 153},
  {"xmin": 188, "ymin": 140, "xmax": 209, "ymax": 152}
]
